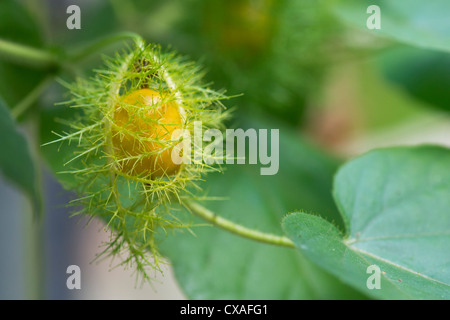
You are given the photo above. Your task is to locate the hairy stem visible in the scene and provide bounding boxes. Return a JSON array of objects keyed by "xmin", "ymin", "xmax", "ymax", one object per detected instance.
[{"xmin": 183, "ymin": 199, "xmax": 295, "ymax": 248}]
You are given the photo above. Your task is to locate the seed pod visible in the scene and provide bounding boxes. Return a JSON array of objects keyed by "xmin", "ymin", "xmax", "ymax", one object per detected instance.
[{"xmin": 53, "ymin": 41, "xmax": 231, "ymax": 280}]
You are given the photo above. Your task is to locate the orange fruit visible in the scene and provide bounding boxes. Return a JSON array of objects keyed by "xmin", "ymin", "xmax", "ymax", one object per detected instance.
[{"xmin": 112, "ymin": 88, "xmax": 182, "ymax": 178}]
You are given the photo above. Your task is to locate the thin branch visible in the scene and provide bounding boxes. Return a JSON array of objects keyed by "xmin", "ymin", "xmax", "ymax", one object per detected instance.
[
  {"xmin": 0, "ymin": 38, "xmax": 59, "ymax": 69},
  {"xmin": 12, "ymin": 76, "xmax": 54, "ymax": 119}
]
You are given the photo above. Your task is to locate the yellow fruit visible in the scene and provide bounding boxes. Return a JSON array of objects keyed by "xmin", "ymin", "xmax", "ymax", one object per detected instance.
[{"xmin": 112, "ymin": 88, "xmax": 182, "ymax": 178}]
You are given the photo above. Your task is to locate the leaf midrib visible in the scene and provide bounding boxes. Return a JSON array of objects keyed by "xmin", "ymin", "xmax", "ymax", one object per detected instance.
[
  {"xmin": 349, "ymin": 244, "xmax": 450, "ymax": 289},
  {"xmin": 345, "ymin": 231, "xmax": 450, "ymax": 245}
]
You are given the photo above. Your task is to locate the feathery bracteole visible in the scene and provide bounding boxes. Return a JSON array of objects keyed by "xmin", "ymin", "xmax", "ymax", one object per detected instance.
[{"xmin": 49, "ymin": 41, "xmax": 231, "ymax": 281}]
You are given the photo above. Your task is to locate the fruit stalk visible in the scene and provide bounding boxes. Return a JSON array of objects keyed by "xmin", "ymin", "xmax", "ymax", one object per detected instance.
[{"xmin": 183, "ymin": 199, "xmax": 296, "ymax": 248}]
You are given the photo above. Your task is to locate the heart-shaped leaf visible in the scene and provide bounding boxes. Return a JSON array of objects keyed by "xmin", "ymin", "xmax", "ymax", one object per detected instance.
[{"xmin": 283, "ymin": 146, "xmax": 450, "ymax": 299}]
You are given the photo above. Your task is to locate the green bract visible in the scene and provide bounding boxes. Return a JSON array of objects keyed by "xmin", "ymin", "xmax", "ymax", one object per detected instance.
[{"xmin": 45, "ymin": 41, "xmax": 230, "ymax": 280}]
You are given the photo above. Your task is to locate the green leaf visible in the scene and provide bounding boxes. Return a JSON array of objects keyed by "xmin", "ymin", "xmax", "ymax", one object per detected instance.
[
  {"xmin": 39, "ymin": 104, "xmax": 80, "ymax": 190},
  {"xmin": 332, "ymin": 0, "xmax": 450, "ymax": 53},
  {"xmin": 0, "ymin": 97, "xmax": 40, "ymax": 216},
  {"xmin": 283, "ymin": 146, "xmax": 450, "ymax": 300},
  {"xmin": 0, "ymin": 0, "xmax": 46, "ymax": 112},
  {"xmin": 376, "ymin": 46, "xmax": 450, "ymax": 112},
  {"xmin": 160, "ymin": 117, "xmax": 367, "ymax": 299}
]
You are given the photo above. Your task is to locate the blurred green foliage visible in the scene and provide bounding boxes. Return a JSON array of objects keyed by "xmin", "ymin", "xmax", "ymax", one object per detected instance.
[
  {"xmin": 0, "ymin": 0, "xmax": 46, "ymax": 111},
  {"xmin": 0, "ymin": 0, "xmax": 449, "ymax": 300},
  {"xmin": 377, "ymin": 47, "xmax": 450, "ymax": 113},
  {"xmin": 0, "ymin": 98, "xmax": 40, "ymax": 216}
]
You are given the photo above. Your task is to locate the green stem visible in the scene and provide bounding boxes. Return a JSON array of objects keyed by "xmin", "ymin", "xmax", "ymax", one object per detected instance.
[
  {"xmin": 68, "ymin": 32, "xmax": 143, "ymax": 63},
  {"xmin": 183, "ymin": 200, "xmax": 295, "ymax": 249},
  {"xmin": 0, "ymin": 38, "xmax": 59, "ymax": 69},
  {"xmin": 12, "ymin": 76, "xmax": 53, "ymax": 119},
  {"xmin": 0, "ymin": 32, "xmax": 143, "ymax": 70}
]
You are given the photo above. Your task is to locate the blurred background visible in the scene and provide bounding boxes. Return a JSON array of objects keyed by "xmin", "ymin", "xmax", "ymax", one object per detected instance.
[{"xmin": 0, "ymin": 0, "xmax": 449, "ymax": 299}]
